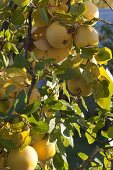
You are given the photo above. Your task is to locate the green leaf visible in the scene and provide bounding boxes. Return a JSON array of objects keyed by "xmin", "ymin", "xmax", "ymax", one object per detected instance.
[
  {"xmin": 11, "ymin": 8, "xmax": 25, "ymax": 25},
  {"xmin": 93, "ymin": 79, "xmax": 109, "ymax": 99},
  {"xmin": 5, "ymin": 85, "xmax": 16, "ymax": 96},
  {"xmin": 67, "ymin": 135, "xmax": 74, "ymax": 148},
  {"xmin": 10, "ymin": 121, "xmax": 24, "ymax": 133},
  {"xmin": 104, "ymin": 156, "xmax": 111, "ymax": 169},
  {"xmin": 57, "ymin": 140, "xmax": 66, "ymax": 156},
  {"xmin": 51, "ymin": 100, "xmax": 70, "ymax": 111},
  {"xmin": 10, "ymin": 43, "xmax": 19, "ymax": 54},
  {"xmin": 39, "ymin": 8, "xmax": 49, "ymax": 24},
  {"xmin": 93, "ymin": 119, "xmax": 105, "ymax": 133},
  {"xmin": 72, "ymin": 103, "xmax": 82, "ymax": 115},
  {"xmin": 64, "ymin": 160, "xmax": 69, "ymax": 170},
  {"xmin": 15, "ymin": 90, "xmax": 27, "ymax": 113},
  {"xmin": 49, "ymin": 118, "xmax": 55, "ymax": 133},
  {"xmin": 58, "ymin": 68, "xmax": 79, "ymax": 80},
  {"xmin": 81, "ymin": 97, "xmax": 88, "ymax": 112},
  {"xmin": 4, "ymin": 43, "xmax": 19, "ymax": 54},
  {"xmin": 60, "ymin": 59, "xmax": 73, "ymax": 70},
  {"xmin": 53, "ymin": 153, "xmax": 64, "ymax": 169},
  {"xmin": 82, "ymin": 70, "xmax": 96, "ymax": 83},
  {"xmin": 0, "ymin": 138, "xmax": 17, "ymax": 149},
  {"xmin": 7, "ymin": 99, "xmax": 19, "ymax": 115},
  {"xmin": 35, "ymin": 61, "xmax": 45, "ymax": 71},
  {"xmin": 82, "ymin": 62, "xmax": 100, "ymax": 83},
  {"xmin": 81, "ymin": 47, "xmax": 99, "ymax": 59},
  {"xmin": 85, "ymin": 127, "xmax": 96, "ymax": 144},
  {"xmin": 62, "ymin": 138, "xmax": 70, "ymax": 148},
  {"xmin": 96, "ymin": 67, "xmax": 113, "ymax": 110},
  {"xmin": 101, "ymin": 131, "xmax": 109, "ymax": 139},
  {"xmin": 96, "ymin": 96, "xmax": 112, "ymax": 110},
  {"xmin": 4, "ymin": 43, "xmax": 11, "ymax": 51},
  {"xmin": 38, "ymin": 86, "xmax": 48, "ymax": 96},
  {"xmin": 78, "ymin": 152, "xmax": 88, "ymax": 161},
  {"xmin": 70, "ymin": 2, "xmax": 86, "ymax": 16},
  {"xmin": 73, "ymin": 123, "xmax": 81, "ymax": 137},
  {"xmin": 62, "ymin": 81, "xmax": 70, "ymax": 102},
  {"xmin": 60, "ymin": 124, "xmax": 70, "ymax": 138},
  {"xmin": 107, "ymin": 126, "xmax": 113, "ymax": 138},
  {"xmin": 22, "ymin": 100, "xmax": 40, "ymax": 115},
  {"xmin": 32, "ymin": 121, "xmax": 49, "ymax": 134},
  {"xmin": 27, "ymin": 114, "xmax": 38, "ymax": 124},
  {"xmin": 14, "ymin": 54, "xmax": 27, "ymax": 67},
  {"xmin": 13, "ymin": 0, "xmax": 30, "ymax": 7},
  {"xmin": 96, "ymin": 47, "xmax": 112, "ymax": 65},
  {"xmin": 5, "ymin": 29, "xmax": 11, "ymax": 41},
  {"xmin": 0, "ymin": 52, "xmax": 9, "ymax": 68},
  {"xmin": 99, "ymin": 67, "xmax": 113, "ymax": 95}
]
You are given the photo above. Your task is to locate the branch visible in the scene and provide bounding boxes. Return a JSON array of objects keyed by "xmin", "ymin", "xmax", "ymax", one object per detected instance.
[
  {"xmin": 108, "ymin": 138, "xmax": 113, "ymax": 143},
  {"xmin": 67, "ymin": 0, "xmax": 71, "ymax": 12},
  {"xmin": 99, "ymin": 18, "xmax": 113, "ymax": 26},
  {"xmin": 103, "ymin": 146, "xmax": 113, "ymax": 150},
  {"xmin": 77, "ymin": 147, "xmax": 102, "ymax": 170},
  {"xmin": 24, "ymin": 8, "xmax": 36, "ymax": 104},
  {"xmin": 102, "ymin": 0, "xmax": 113, "ymax": 11},
  {"xmin": 24, "ymin": 8, "xmax": 33, "ymax": 59},
  {"xmin": 77, "ymin": 122, "xmax": 104, "ymax": 145}
]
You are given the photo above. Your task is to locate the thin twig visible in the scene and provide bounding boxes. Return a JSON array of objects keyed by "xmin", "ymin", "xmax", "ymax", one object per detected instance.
[
  {"xmin": 77, "ymin": 147, "xmax": 102, "ymax": 170},
  {"xmin": 77, "ymin": 121, "xmax": 113, "ymax": 147},
  {"xmin": 67, "ymin": 0, "xmax": 71, "ymax": 12},
  {"xmin": 77, "ymin": 122, "xmax": 104, "ymax": 145},
  {"xmin": 104, "ymin": 146, "xmax": 113, "ymax": 150},
  {"xmin": 102, "ymin": 0, "xmax": 113, "ymax": 11},
  {"xmin": 108, "ymin": 138, "xmax": 113, "ymax": 143},
  {"xmin": 99, "ymin": 18, "xmax": 113, "ymax": 26}
]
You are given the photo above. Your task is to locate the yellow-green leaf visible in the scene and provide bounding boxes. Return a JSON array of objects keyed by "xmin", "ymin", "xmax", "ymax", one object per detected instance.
[
  {"xmin": 78, "ymin": 152, "xmax": 88, "ymax": 161},
  {"xmin": 95, "ymin": 47, "xmax": 112, "ymax": 65}
]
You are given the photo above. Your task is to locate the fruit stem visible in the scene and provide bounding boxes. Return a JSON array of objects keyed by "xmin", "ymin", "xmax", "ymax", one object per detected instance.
[{"xmin": 67, "ymin": 0, "xmax": 71, "ymax": 12}]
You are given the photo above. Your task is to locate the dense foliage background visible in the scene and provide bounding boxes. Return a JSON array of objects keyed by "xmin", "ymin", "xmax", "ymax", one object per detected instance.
[{"xmin": 0, "ymin": 0, "xmax": 113, "ymax": 170}]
